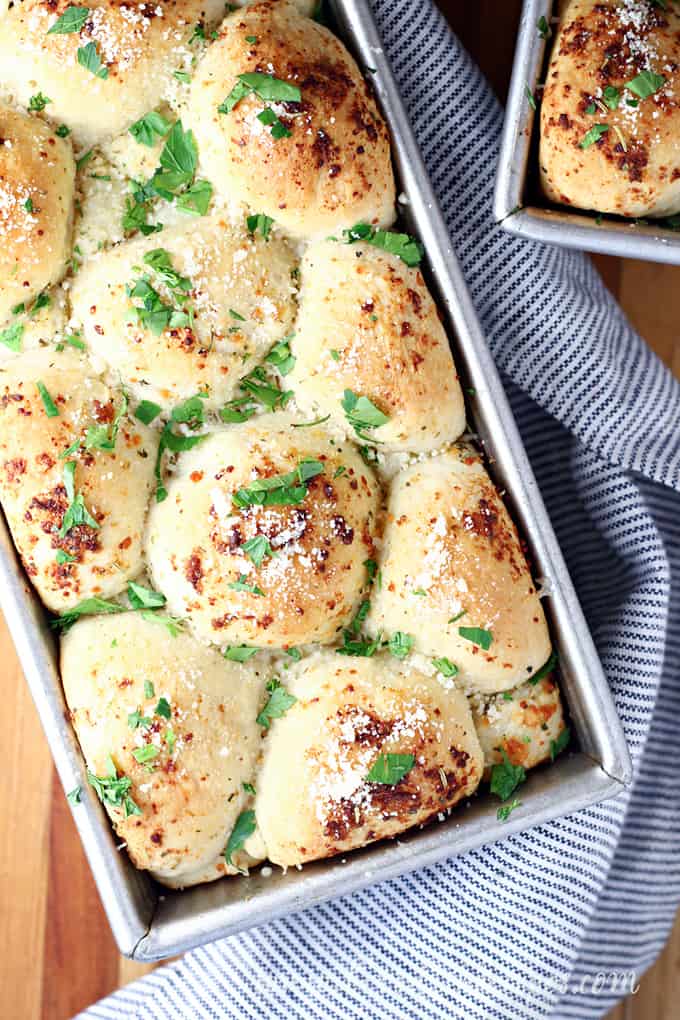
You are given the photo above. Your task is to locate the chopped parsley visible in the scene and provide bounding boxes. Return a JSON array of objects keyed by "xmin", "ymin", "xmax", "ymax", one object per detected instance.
[
  {"xmin": 528, "ymin": 649, "xmax": 557, "ymax": 685},
  {"xmin": 52, "ymin": 596, "xmax": 123, "ymax": 631},
  {"xmin": 87, "ymin": 756, "xmax": 140, "ymax": 817},
  {"xmin": 366, "ymin": 753, "xmax": 415, "ymax": 785},
  {"xmin": 127, "ymin": 581, "xmax": 166, "ymax": 610},
  {"xmin": 490, "ymin": 749, "xmax": 526, "ymax": 802},
  {"xmin": 550, "ymin": 727, "xmax": 571, "ymax": 761},
  {"xmin": 144, "ymin": 680, "xmax": 155, "ymax": 698},
  {"xmin": 341, "ymin": 389, "xmax": 389, "ymax": 440},
  {"xmin": 387, "ymin": 631, "xmax": 413, "ymax": 659},
  {"xmin": 525, "ymin": 84, "xmax": 537, "ymax": 111},
  {"xmin": 266, "ymin": 338, "xmax": 296, "ymax": 375},
  {"xmin": 155, "ymin": 697, "xmax": 172, "ymax": 720},
  {"xmin": 67, "ymin": 785, "xmax": 82, "ymax": 805},
  {"xmin": 135, "ymin": 399, "xmax": 162, "ymax": 425},
  {"xmin": 219, "ymin": 71, "xmax": 301, "ymax": 115},
  {"xmin": 154, "ymin": 423, "xmax": 206, "ymax": 502},
  {"xmin": 256, "ymin": 106, "xmax": 291, "ymax": 140},
  {"xmin": 246, "ymin": 212, "xmax": 274, "ymax": 240},
  {"xmin": 176, "ymin": 179, "xmax": 213, "ymax": 216},
  {"xmin": 29, "ymin": 92, "xmax": 51, "ymax": 112},
  {"xmin": 127, "ymin": 248, "xmax": 193, "ymax": 335},
  {"xmin": 77, "ymin": 41, "xmax": 108, "ymax": 79},
  {"xmin": 497, "ymin": 797, "xmax": 521, "ymax": 823},
  {"xmin": 242, "ymin": 534, "xmax": 275, "ymax": 567},
  {"xmin": 224, "ymin": 645, "xmax": 259, "ymax": 662},
  {"xmin": 433, "ymin": 657, "xmax": 458, "ymax": 678},
  {"xmin": 603, "ymin": 85, "xmax": 620, "ymax": 111},
  {"xmin": 580, "ymin": 124, "xmax": 609, "ymax": 149},
  {"xmin": 256, "ymin": 678, "xmax": 297, "ymax": 729},
  {"xmin": 75, "ymin": 148, "xmax": 94, "ymax": 171},
  {"xmin": 228, "ymin": 574, "xmax": 265, "ymax": 596},
  {"xmin": 171, "ymin": 391, "xmax": 207, "ymax": 426},
  {"xmin": 536, "ymin": 15, "xmax": 551, "ymax": 39},
  {"xmin": 625, "ymin": 70, "xmax": 665, "ymax": 100},
  {"xmin": 128, "ymin": 710, "xmax": 153, "ymax": 730},
  {"xmin": 242, "ymin": 781, "xmax": 256, "ymax": 795},
  {"xmin": 458, "ymin": 625, "xmax": 492, "ymax": 651},
  {"xmin": 140, "ymin": 611, "xmax": 183, "ymax": 636},
  {"xmin": 24, "ymin": 197, "xmax": 34, "ymax": 213},
  {"xmin": 232, "ymin": 458, "xmax": 324, "ymax": 509},
  {"xmin": 132, "ymin": 744, "xmax": 159, "ymax": 765},
  {"xmin": 84, "ymin": 392, "xmax": 128, "ymax": 451},
  {"xmin": 47, "ymin": 6, "xmax": 89, "ymax": 34},
  {"xmin": 56, "ymin": 549, "xmax": 77, "ymax": 565},
  {"xmin": 56, "ymin": 124, "xmax": 71, "ymax": 138},
  {"xmin": 343, "ymin": 223, "xmax": 423, "ymax": 267},
  {"xmin": 59, "ymin": 460, "xmax": 99, "ymax": 538},
  {"xmin": 224, "ymin": 809, "xmax": 256, "ymax": 868},
  {"xmin": 36, "ymin": 380, "xmax": 59, "ymax": 418},
  {"xmin": 174, "ymin": 70, "xmax": 192, "ymax": 84},
  {"xmin": 0, "ymin": 322, "xmax": 24, "ymax": 353},
  {"xmin": 129, "ymin": 111, "xmax": 172, "ymax": 147},
  {"xmin": 151, "ymin": 120, "xmax": 197, "ymax": 196}
]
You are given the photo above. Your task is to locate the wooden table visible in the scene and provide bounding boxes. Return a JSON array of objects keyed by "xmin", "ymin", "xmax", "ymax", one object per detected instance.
[{"xmin": 2, "ymin": 3, "xmax": 679, "ymax": 1017}]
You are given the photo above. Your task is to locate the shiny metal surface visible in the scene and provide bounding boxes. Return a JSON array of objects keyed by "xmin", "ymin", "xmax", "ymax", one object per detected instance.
[
  {"xmin": 495, "ymin": 0, "xmax": 680, "ymax": 263},
  {"xmin": 0, "ymin": 0, "xmax": 632, "ymax": 961}
]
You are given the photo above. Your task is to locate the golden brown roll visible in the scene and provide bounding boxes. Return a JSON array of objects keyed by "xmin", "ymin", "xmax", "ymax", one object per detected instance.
[
  {"xmin": 145, "ymin": 417, "xmax": 381, "ymax": 649},
  {"xmin": 70, "ymin": 216, "xmax": 297, "ymax": 410},
  {"xmin": 61, "ymin": 612, "xmax": 266, "ymax": 886},
  {"xmin": 470, "ymin": 675, "xmax": 565, "ymax": 776},
  {"xmin": 0, "ymin": 104, "xmax": 74, "ymax": 326},
  {"xmin": 0, "ymin": 350, "xmax": 158, "ymax": 612},
  {"xmin": 290, "ymin": 241, "xmax": 466, "ymax": 452},
  {"xmin": 0, "ymin": 0, "xmax": 228, "ymax": 146},
  {"xmin": 252, "ymin": 651, "xmax": 484, "ymax": 867},
  {"xmin": 187, "ymin": 0, "xmax": 396, "ymax": 238},
  {"xmin": 367, "ymin": 448, "xmax": 551, "ymax": 694},
  {"xmin": 540, "ymin": 0, "xmax": 680, "ymax": 217}
]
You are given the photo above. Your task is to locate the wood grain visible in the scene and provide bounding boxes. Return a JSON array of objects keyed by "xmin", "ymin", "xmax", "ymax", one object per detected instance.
[{"xmin": 0, "ymin": 2, "xmax": 678, "ymax": 1017}]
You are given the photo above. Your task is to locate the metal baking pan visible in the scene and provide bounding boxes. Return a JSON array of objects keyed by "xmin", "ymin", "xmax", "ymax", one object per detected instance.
[
  {"xmin": 496, "ymin": 0, "xmax": 680, "ymax": 263},
  {"xmin": 0, "ymin": 0, "xmax": 632, "ymax": 961}
]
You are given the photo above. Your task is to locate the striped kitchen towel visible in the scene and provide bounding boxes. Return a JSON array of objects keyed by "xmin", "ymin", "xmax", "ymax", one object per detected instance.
[{"xmin": 80, "ymin": 1, "xmax": 680, "ymax": 1018}]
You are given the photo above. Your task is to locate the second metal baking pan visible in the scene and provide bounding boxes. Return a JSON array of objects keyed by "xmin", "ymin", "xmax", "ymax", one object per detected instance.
[
  {"xmin": 0, "ymin": 0, "xmax": 632, "ymax": 961},
  {"xmin": 495, "ymin": 0, "xmax": 680, "ymax": 263}
]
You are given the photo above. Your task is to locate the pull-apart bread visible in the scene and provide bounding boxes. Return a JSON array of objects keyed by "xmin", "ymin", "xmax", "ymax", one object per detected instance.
[
  {"xmin": 541, "ymin": 0, "xmax": 680, "ymax": 217},
  {"xmin": 0, "ymin": 0, "xmax": 565, "ymax": 889}
]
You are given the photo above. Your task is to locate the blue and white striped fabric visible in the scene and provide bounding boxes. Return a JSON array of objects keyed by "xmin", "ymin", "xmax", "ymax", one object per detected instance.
[{"xmin": 80, "ymin": 2, "xmax": 680, "ymax": 1018}]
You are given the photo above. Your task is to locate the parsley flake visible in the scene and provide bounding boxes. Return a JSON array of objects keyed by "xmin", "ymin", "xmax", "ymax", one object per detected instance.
[
  {"xmin": 366, "ymin": 753, "xmax": 415, "ymax": 785},
  {"xmin": 224, "ymin": 645, "xmax": 259, "ymax": 662},
  {"xmin": 580, "ymin": 124, "xmax": 609, "ymax": 149},
  {"xmin": 88, "ymin": 756, "xmax": 140, "ymax": 817},
  {"xmin": 36, "ymin": 380, "xmax": 59, "ymax": 418},
  {"xmin": 256, "ymin": 678, "xmax": 297, "ymax": 729},
  {"xmin": 528, "ymin": 649, "xmax": 557, "ymax": 685},
  {"xmin": 77, "ymin": 41, "xmax": 108, "ymax": 79},
  {"xmin": 343, "ymin": 224, "xmax": 423, "ymax": 266},
  {"xmin": 458, "ymin": 626, "xmax": 492, "ymax": 650},
  {"xmin": 29, "ymin": 92, "xmax": 51, "ymax": 112},
  {"xmin": 341, "ymin": 389, "xmax": 389, "ymax": 440},
  {"xmin": 625, "ymin": 70, "xmax": 665, "ymax": 100},
  {"xmin": 224, "ymin": 809, "xmax": 256, "ymax": 868},
  {"xmin": 47, "ymin": 6, "xmax": 89, "ymax": 34},
  {"xmin": 53, "ymin": 596, "xmax": 122, "ymax": 631},
  {"xmin": 550, "ymin": 727, "xmax": 571, "ymax": 761},
  {"xmin": 129, "ymin": 111, "xmax": 172, "ymax": 147},
  {"xmin": 388, "ymin": 631, "xmax": 413, "ymax": 659},
  {"xmin": 127, "ymin": 581, "xmax": 166, "ymax": 610},
  {"xmin": 232, "ymin": 458, "xmax": 323, "ymax": 509},
  {"xmin": 490, "ymin": 750, "xmax": 526, "ymax": 802}
]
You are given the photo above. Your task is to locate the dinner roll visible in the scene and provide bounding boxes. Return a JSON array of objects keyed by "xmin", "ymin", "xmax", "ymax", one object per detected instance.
[
  {"xmin": 0, "ymin": 0, "xmax": 228, "ymax": 147},
  {"xmin": 0, "ymin": 104, "xmax": 75, "ymax": 326},
  {"xmin": 145, "ymin": 417, "xmax": 380, "ymax": 649},
  {"xmin": 187, "ymin": 0, "xmax": 396, "ymax": 238},
  {"xmin": 61, "ymin": 612, "xmax": 265, "ymax": 886},
  {"xmin": 470, "ymin": 674, "xmax": 565, "ymax": 777},
  {"xmin": 367, "ymin": 449, "xmax": 551, "ymax": 694},
  {"xmin": 253, "ymin": 651, "xmax": 483, "ymax": 867},
  {"xmin": 0, "ymin": 349, "xmax": 158, "ymax": 612},
  {"xmin": 70, "ymin": 216, "xmax": 297, "ymax": 410},
  {"xmin": 290, "ymin": 241, "xmax": 466, "ymax": 451},
  {"xmin": 540, "ymin": 0, "xmax": 680, "ymax": 217}
]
